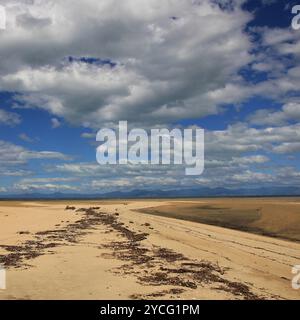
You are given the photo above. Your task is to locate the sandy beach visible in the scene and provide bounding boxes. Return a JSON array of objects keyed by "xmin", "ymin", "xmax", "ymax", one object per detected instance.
[{"xmin": 0, "ymin": 199, "xmax": 300, "ymax": 300}]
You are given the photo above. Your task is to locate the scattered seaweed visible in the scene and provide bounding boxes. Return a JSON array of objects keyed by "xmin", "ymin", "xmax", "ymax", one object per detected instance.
[
  {"xmin": 153, "ymin": 247, "xmax": 186, "ymax": 262},
  {"xmin": 0, "ymin": 205, "xmax": 263, "ymax": 299},
  {"xmin": 130, "ymin": 288, "xmax": 185, "ymax": 299},
  {"xmin": 65, "ymin": 206, "xmax": 76, "ymax": 210},
  {"xmin": 18, "ymin": 231, "xmax": 30, "ymax": 235}
]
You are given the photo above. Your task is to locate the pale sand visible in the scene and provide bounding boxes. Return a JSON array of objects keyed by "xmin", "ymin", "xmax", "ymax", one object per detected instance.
[{"xmin": 0, "ymin": 200, "xmax": 299, "ymax": 300}]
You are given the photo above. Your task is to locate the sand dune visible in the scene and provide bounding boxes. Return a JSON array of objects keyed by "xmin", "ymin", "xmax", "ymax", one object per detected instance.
[{"xmin": 0, "ymin": 199, "xmax": 299, "ymax": 300}]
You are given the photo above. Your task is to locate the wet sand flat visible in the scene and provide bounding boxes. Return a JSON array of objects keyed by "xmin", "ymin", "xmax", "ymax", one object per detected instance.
[
  {"xmin": 136, "ymin": 197, "xmax": 300, "ymax": 242},
  {"xmin": 0, "ymin": 199, "xmax": 299, "ymax": 300}
]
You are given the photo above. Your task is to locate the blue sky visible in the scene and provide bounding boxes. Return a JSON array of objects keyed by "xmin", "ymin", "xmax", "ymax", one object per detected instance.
[{"xmin": 0, "ymin": 0, "xmax": 300, "ymax": 194}]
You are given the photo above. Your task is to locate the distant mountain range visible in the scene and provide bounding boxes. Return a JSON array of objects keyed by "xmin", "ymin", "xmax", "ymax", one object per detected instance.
[{"xmin": 1, "ymin": 186, "xmax": 300, "ymax": 200}]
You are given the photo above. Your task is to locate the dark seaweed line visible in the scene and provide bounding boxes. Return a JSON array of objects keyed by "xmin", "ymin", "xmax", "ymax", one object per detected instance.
[{"xmin": 0, "ymin": 206, "xmax": 263, "ymax": 300}]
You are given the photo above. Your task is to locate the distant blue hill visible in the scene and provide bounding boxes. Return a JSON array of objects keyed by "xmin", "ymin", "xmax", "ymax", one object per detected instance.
[{"xmin": 1, "ymin": 186, "xmax": 300, "ymax": 200}]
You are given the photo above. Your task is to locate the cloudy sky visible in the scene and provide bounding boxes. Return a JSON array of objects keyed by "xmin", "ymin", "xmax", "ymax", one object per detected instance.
[{"xmin": 0, "ymin": 0, "xmax": 300, "ymax": 195}]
